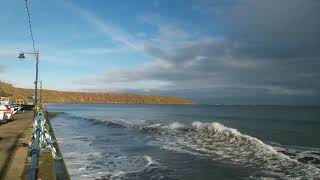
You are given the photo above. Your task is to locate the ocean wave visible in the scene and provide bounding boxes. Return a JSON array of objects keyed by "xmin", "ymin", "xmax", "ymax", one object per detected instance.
[
  {"xmin": 65, "ymin": 114, "xmax": 320, "ymax": 179},
  {"xmin": 61, "ymin": 137, "xmax": 169, "ymax": 180},
  {"xmin": 153, "ymin": 121, "xmax": 320, "ymax": 179},
  {"xmin": 166, "ymin": 122, "xmax": 188, "ymax": 130}
]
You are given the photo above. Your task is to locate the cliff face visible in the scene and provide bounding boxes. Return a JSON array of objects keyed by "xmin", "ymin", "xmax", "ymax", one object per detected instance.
[
  {"xmin": 0, "ymin": 82, "xmax": 31, "ymax": 103},
  {"xmin": 0, "ymin": 81, "xmax": 193, "ymax": 105}
]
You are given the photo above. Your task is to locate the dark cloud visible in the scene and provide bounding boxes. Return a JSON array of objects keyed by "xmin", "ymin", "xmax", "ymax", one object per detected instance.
[
  {"xmin": 81, "ymin": 0, "xmax": 320, "ymax": 105},
  {"xmin": 226, "ymin": 0, "xmax": 320, "ymax": 59}
]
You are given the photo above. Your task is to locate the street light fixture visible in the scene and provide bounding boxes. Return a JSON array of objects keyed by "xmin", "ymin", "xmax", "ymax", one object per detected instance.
[
  {"xmin": 18, "ymin": 53, "xmax": 26, "ymax": 59},
  {"xmin": 18, "ymin": 50, "xmax": 40, "ymax": 114}
]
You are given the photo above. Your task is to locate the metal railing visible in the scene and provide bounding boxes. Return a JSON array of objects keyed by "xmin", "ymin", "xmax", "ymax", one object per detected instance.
[
  {"xmin": 28, "ymin": 113, "xmax": 42, "ymax": 180},
  {"xmin": 28, "ymin": 110, "xmax": 60, "ymax": 180}
]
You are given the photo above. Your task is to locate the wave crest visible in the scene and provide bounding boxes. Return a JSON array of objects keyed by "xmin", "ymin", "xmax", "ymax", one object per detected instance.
[
  {"xmin": 153, "ymin": 121, "xmax": 320, "ymax": 178},
  {"xmin": 65, "ymin": 114, "xmax": 320, "ymax": 179}
]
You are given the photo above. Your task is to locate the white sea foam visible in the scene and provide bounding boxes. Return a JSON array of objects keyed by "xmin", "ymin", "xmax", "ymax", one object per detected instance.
[
  {"xmin": 144, "ymin": 156, "xmax": 154, "ymax": 166},
  {"xmin": 148, "ymin": 121, "xmax": 320, "ymax": 179},
  {"xmin": 191, "ymin": 121, "xmax": 279, "ymax": 154},
  {"xmin": 167, "ymin": 122, "xmax": 187, "ymax": 130},
  {"xmin": 147, "ymin": 123, "xmax": 162, "ymax": 128}
]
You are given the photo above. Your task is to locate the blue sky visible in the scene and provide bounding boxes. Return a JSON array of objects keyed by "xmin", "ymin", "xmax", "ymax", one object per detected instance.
[{"xmin": 0, "ymin": 0, "xmax": 320, "ymax": 105}]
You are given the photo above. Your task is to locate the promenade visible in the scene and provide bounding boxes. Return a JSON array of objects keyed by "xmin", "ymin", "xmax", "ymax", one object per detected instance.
[{"xmin": 0, "ymin": 111, "xmax": 65, "ymax": 180}]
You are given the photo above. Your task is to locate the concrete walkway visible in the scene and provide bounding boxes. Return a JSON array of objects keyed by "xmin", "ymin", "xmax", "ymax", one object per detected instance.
[
  {"xmin": 0, "ymin": 111, "xmax": 70, "ymax": 180},
  {"xmin": 0, "ymin": 112, "xmax": 34, "ymax": 179}
]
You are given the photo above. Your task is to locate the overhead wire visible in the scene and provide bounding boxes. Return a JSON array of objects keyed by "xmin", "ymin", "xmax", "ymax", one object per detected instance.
[
  {"xmin": 24, "ymin": 0, "xmax": 41, "ymax": 102},
  {"xmin": 24, "ymin": 0, "xmax": 37, "ymax": 58}
]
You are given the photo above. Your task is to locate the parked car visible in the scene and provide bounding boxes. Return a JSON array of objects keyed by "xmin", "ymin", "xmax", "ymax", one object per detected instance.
[
  {"xmin": 6, "ymin": 104, "xmax": 23, "ymax": 114},
  {"xmin": 0, "ymin": 105, "xmax": 13, "ymax": 124}
]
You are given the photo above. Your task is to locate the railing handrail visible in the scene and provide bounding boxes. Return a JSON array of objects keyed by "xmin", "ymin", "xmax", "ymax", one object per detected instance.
[{"xmin": 28, "ymin": 111, "xmax": 59, "ymax": 180}]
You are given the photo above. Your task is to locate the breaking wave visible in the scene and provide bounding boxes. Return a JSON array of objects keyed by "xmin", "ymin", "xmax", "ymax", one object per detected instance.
[
  {"xmin": 65, "ymin": 114, "xmax": 320, "ymax": 179},
  {"xmin": 64, "ymin": 151, "xmax": 167, "ymax": 180}
]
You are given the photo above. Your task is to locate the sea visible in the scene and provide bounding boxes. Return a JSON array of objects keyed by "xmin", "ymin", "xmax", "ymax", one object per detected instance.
[{"xmin": 48, "ymin": 104, "xmax": 320, "ymax": 179}]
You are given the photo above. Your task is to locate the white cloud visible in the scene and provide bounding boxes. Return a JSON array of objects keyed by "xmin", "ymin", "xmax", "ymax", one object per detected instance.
[
  {"xmin": 0, "ymin": 50, "xmax": 17, "ymax": 59},
  {"xmin": 64, "ymin": 0, "xmax": 320, "ymax": 105},
  {"xmin": 138, "ymin": 14, "xmax": 193, "ymax": 49},
  {"xmin": 0, "ymin": 65, "xmax": 7, "ymax": 74},
  {"xmin": 136, "ymin": 32, "xmax": 147, "ymax": 38},
  {"xmin": 67, "ymin": 4, "xmax": 144, "ymax": 52},
  {"xmin": 71, "ymin": 47, "xmax": 123, "ymax": 55}
]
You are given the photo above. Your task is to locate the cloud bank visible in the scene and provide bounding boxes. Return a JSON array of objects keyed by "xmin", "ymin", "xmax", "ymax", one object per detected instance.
[{"xmin": 73, "ymin": 0, "xmax": 320, "ymax": 105}]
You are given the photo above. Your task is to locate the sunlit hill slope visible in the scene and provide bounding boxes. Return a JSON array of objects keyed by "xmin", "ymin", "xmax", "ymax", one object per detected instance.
[{"xmin": 0, "ymin": 81, "xmax": 193, "ymax": 104}]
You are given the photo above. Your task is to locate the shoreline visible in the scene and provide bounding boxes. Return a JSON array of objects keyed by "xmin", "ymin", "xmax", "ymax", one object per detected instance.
[{"xmin": 44, "ymin": 102, "xmax": 195, "ymax": 105}]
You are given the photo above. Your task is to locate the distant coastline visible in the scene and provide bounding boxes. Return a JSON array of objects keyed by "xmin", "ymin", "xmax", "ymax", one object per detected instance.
[{"xmin": 0, "ymin": 81, "xmax": 193, "ymax": 105}]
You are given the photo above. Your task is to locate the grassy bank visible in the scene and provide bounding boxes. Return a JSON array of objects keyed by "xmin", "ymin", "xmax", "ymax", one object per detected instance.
[{"xmin": 0, "ymin": 81, "xmax": 193, "ymax": 105}]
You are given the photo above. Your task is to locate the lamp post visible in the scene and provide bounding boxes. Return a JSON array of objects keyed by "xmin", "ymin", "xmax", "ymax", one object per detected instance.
[
  {"xmin": 18, "ymin": 50, "xmax": 39, "ymax": 116},
  {"xmin": 38, "ymin": 81, "xmax": 42, "ymax": 105}
]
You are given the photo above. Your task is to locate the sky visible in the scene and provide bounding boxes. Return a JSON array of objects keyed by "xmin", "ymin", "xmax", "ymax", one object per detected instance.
[{"xmin": 0, "ymin": 0, "xmax": 319, "ymax": 105}]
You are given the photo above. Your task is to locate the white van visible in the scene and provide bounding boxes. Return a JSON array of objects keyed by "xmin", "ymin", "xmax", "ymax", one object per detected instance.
[
  {"xmin": 0, "ymin": 105, "xmax": 13, "ymax": 123},
  {"xmin": 0, "ymin": 97, "xmax": 10, "ymax": 105}
]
